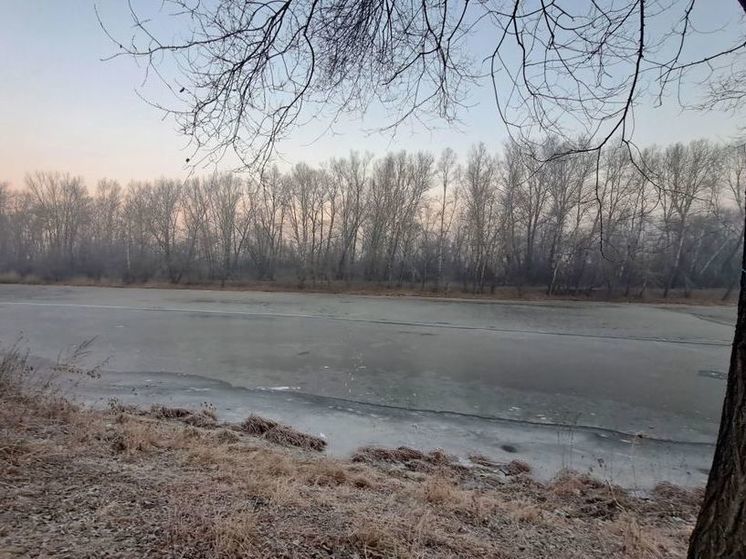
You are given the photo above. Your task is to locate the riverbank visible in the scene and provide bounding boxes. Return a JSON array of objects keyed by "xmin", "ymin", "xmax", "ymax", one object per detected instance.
[
  {"xmin": 1, "ymin": 382, "xmax": 702, "ymax": 558},
  {"xmin": 0, "ymin": 272, "xmax": 735, "ymax": 306}
]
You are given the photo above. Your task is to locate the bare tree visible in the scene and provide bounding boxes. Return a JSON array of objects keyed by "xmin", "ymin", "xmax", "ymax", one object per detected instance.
[
  {"xmin": 181, "ymin": 177, "xmax": 210, "ymax": 280},
  {"xmin": 122, "ymin": 182, "xmax": 154, "ymax": 282},
  {"xmin": 435, "ymin": 148, "xmax": 460, "ymax": 290},
  {"xmin": 538, "ymin": 140, "xmax": 594, "ymax": 295},
  {"xmin": 141, "ymin": 179, "xmax": 183, "ymax": 283},
  {"xmin": 249, "ymin": 166, "xmax": 287, "ymax": 280},
  {"xmin": 26, "ymin": 172, "xmax": 89, "ymax": 276},
  {"xmin": 286, "ymin": 163, "xmax": 328, "ymax": 285},
  {"xmin": 329, "ymin": 152, "xmax": 370, "ymax": 281},
  {"xmin": 462, "ymin": 143, "xmax": 499, "ymax": 292},
  {"xmin": 206, "ymin": 173, "xmax": 244, "ymax": 284},
  {"xmin": 719, "ymin": 146, "xmax": 746, "ymax": 299},
  {"xmin": 88, "ymin": 179, "xmax": 123, "ymax": 278},
  {"xmin": 0, "ymin": 183, "xmax": 11, "ymax": 271},
  {"xmin": 512, "ymin": 146, "xmax": 550, "ymax": 284},
  {"xmin": 4, "ymin": 143, "xmax": 743, "ymax": 295}
]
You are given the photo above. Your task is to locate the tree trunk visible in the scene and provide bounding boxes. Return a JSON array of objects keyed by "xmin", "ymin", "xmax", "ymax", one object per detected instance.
[
  {"xmin": 665, "ymin": 219, "xmax": 688, "ymax": 298},
  {"xmin": 687, "ymin": 216, "xmax": 746, "ymax": 558}
]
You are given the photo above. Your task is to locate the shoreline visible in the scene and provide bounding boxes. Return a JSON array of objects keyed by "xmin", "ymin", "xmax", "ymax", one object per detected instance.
[
  {"xmin": 0, "ymin": 385, "xmax": 704, "ymax": 558},
  {"xmin": 67, "ymin": 367, "xmax": 715, "ymax": 490},
  {"xmin": 0, "ymin": 276, "xmax": 737, "ymax": 307}
]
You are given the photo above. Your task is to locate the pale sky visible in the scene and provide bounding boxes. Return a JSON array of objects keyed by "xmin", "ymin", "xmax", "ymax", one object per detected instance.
[{"xmin": 1, "ymin": 0, "xmax": 744, "ymax": 189}]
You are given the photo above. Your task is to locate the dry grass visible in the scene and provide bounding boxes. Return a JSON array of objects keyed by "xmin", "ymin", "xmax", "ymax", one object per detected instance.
[
  {"xmin": 352, "ymin": 446, "xmax": 453, "ymax": 470},
  {"xmin": 0, "ymin": 348, "xmax": 703, "ymax": 558},
  {"xmin": 0, "ymin": 271, "xmax": 42, "ymax": 285},
  {"xmin": 503, "ymin": 459, "xmax": 532, "ymax": 475},
  {"xmin": 469, "ymin": 452, "xmax": 499, "ymax": 467},
  {"xmin": 241, "ymin": 414, "xmax": 327, "ymax": 451},
  {"xmin": 0, "ymin": 273, "xmax": 735, "ymax": 305},
  {"xmin": 150, "ymin": 403, "xmax": 219, "ymax": 428},
  {"xmin": 502, "ymin": 499, "xmax": 544, "ymax": 523},
  {"xmin": 420, "ymin": 476, "xmax": 466, "ymax": 506},
  {"xmin": 613, "ymin": 513, "xmax": 683, "ymax": 559}
]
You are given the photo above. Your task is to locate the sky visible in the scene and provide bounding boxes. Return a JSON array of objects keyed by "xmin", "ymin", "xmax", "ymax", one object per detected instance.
[{"xmin": 1, "ymin": 0, "xmax": 744, "ymax": 189}]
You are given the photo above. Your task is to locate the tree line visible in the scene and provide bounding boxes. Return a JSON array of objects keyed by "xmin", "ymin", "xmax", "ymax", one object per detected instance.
[{"xmin": 1, "ymin": 138, "xmax": 744, "ymax": 297}]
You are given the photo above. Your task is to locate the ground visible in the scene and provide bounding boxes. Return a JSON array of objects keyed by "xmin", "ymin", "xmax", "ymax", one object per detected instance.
[{"xmin": 0, "ymin": 389, "xmax": 703, "ymax": 558}]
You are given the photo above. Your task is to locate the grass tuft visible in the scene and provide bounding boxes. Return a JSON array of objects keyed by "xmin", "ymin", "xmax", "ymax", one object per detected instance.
[{"xmin": 241, "ymin": 414, "xmax": 327, "ymax": 451}]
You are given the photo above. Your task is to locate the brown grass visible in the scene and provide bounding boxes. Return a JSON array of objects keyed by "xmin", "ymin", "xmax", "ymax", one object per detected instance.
[
  {"xmin": 0, "ymin": 273, "xmax": 735, "ymax": 305},
  {"xmin": 469, "ymin": 452, "xmax": 499, "ymax": 467},
  {"xmin": 613, "ymin": 513, "xmax": 681, "ymax": 559},
  {"xmin": 420, "ymin": 476, "xmax": 466, "ymax": 506},
  {"xmin": 502, "ymin": 459, "xmax": 532, "ymax": 476},
  {"xmin": 241, "ymin": 414, "xmax": 327, "ymax": 451},
  {"xmin": 502, "ymin": 499, "xmax": 544, "ymax": 523},
  {"xmin": 150, "ymin": 404, "xmax": 219, "ymax": 428},
  {"xmin": 352, "ymin": 445, "xmax": 453, "ymax": 467},
  {"xmin": 0, "ymin": 348, "xmax": 703, "ymax": 558}
]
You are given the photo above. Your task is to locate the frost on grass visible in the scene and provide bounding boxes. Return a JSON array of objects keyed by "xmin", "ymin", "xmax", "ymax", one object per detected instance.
[
  {"xmin": 240, "ymin": 414, "xmax": 327, "ymax": 451},
  {"xmin": 1, "ymin": 344, "xmax": 703, "ymax": 558}
]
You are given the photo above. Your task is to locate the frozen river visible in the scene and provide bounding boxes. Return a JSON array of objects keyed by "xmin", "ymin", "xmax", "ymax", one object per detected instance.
[{"xmin": 0, "ymin": 284, "xmax": 733, "ymax": 487}]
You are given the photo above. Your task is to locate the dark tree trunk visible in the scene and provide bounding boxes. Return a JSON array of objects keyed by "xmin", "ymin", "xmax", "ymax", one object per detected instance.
[
  {"xmin": 687, "ymin": 213, "xmax": 746, "ymax": 558},
  {"xmin": 691, "ymin": 17, "xmax": 746, "ymax": 554}
]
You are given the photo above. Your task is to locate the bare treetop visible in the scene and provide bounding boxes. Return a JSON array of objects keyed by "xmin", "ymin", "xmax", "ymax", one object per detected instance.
[{"xmin": 100, "ymin": 1, "xmax": 745, "ymax": 165}]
